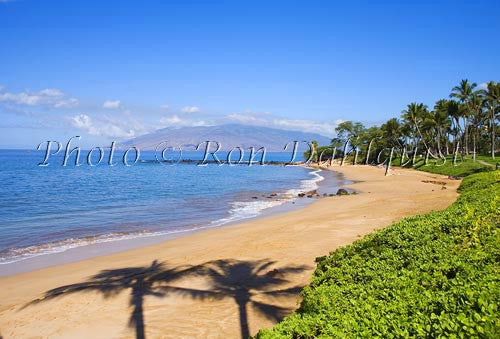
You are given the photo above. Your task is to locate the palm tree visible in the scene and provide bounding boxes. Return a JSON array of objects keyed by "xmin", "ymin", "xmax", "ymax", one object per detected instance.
[
  {"xmin": 380, "ymin": 118, "xmax": 403, "ymax": 147},
  {"xmin": 432, "ymin": 100, "xmax": 453, "ymax": 157},
  {"xmin": 401, "ymin": 103, "xmax": 432, "ymax": 154},
  {"xmin": 310, "ymin": 140, "xmax": 319, "ymax": 162},
  {"xmin": 359, "ymin": 125, "xmax": 383, "ymax": 164},
  {"xmin": 468, "ymin": 92, "xmax": 486, "ymax": 160},
  {"xmin": 450, "ymin": 79, "xmax": 477, "ymax": 154},
  {"xmin": 480, "ymin": 81, "xmax": 500, "ymax": 159},
  {"xmin": 380, "ymin": 118, "xmax": 409, "ymax": 164},
  {"xmin": 445, "ymin": 100, "xmax": 462, "ymax": 152}
]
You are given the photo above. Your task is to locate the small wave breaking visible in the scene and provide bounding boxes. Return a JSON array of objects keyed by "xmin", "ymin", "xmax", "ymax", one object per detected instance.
[
  {"xmin": 0, "ymin": 168, "xmax": 325, "ymax": 265},
  {"xmin": 211, "ymin": 169, "xmax": 324, "ymax": 225}
]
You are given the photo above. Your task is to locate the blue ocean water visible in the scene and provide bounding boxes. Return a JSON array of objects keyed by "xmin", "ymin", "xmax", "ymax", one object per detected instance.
[{"xmin": 0, "ymin": 149, "xmax": 324, "ymax": 264}]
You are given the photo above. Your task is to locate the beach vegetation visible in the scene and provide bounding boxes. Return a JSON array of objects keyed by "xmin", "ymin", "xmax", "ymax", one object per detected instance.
[
  {"xmin": 305, "ymin": 79, "xmax": 500, "ymax": 169},
  {"xmin": 256, "ymin": 170, "xmax": 500, "ymax": 338}
]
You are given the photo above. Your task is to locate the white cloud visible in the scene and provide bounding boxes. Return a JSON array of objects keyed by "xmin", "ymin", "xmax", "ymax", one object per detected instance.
[
  {"xmin": 71, "ymin": 114, "xmax": 93, "ymax": 130},
  {"xmin": 226, "ymin": 113, "xmax": 267, "ymax": 124},
  {"xmin": 160, "ymin": 114, "xmax": 182, "ymax": 125},
  {"xmin": 478, "ymin": 83, "xmax": 488, "ymax": 90},
  {"xmin": 0, "ymin": 88, "xmax": 79, "ymax": 108},
  {"xmin": 181, "ymin": 106, "xmax": 200, "ymax": 114},
  {"xmin": 54, "ymin": 98, "xmax": 79, "ymax": 108},
  {"xmin": 225, "ymin": 111, "xmax": 340, "ymax": 137},
  {"xmin": 70, "ymin": 113, "xmax": 149, "ymax": 139},
  {"xmin": 39, "ymin": 88, "xmax": 64, "ymax": 97},
  {"xmin": 272, "ymin": 118, "xmax": 339, "ymax": 137},
  {"xmin": 159, "ymin": 114, "xmax": 210, "ymax": 128},
  {"xmin": 102, "ymin": 100, "xmax": 121, "ymax": 109}
]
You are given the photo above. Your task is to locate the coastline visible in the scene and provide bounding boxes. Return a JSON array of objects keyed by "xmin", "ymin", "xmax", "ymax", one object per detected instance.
[
  {"xmin": 0, "ymin": 165, "xmax": 461, "ymax": 338},
  {"xmin": 0, "ymin": 167, "xmax": 344, "ymax": 276}
]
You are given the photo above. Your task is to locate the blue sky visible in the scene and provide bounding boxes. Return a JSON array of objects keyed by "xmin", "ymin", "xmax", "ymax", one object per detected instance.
[{"xmin": 1, "ymin": 0, "xmax": 499, "ymax": 148}]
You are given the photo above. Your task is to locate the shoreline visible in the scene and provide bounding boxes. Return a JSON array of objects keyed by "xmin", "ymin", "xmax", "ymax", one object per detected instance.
[
  {"xmin": 0, "ymin": 167, "xmax": 346, "ymax": 277},
  {"xmin": 0, "ymin": 165, "xmax": 461, "ymax": 338}
]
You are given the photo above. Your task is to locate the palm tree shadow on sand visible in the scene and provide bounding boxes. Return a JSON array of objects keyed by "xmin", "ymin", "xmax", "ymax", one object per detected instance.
[
  {"xmin": 24, "ymin": 259, "xmax": 308, "ymax": 339},
  {"xmin": 183, "ymin": 259, "xmax": 309, "ymax": 339},
  {"xmin": 23, "ymin": 260, "xmax": 201, "ymax": 339}
]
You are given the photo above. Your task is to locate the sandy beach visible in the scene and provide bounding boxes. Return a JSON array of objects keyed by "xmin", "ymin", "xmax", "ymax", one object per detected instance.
[{"xmin": 0, "ymin": 165, "xmax": 461, "ymax": 339}]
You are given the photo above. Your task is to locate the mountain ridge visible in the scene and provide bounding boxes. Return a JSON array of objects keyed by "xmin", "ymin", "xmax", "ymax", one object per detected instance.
[{"xmin": 120, "ymin": 124, "xmax": 332, "ymax": 151}]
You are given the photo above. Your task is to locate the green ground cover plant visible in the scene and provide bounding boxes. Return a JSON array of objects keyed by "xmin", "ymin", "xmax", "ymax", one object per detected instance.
[
  {"xmin": 398, "ymin": 156, "xmax": 493, "ymax": 177},
  {"xmin": 256, "ymin": 170, "xmax": 500, "ymax": 338}
]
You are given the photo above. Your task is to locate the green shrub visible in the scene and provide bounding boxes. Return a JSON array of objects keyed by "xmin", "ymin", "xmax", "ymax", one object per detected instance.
[
  {"xmin": 256, "ymin": 171, "xmax": 500, "ymax": 338},
  {"xmin": 386, "ymin": 155, "xmax": 493, "ymax": 177}
]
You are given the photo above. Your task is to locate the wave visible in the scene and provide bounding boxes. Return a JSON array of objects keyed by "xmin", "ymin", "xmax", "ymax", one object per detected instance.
[
  {"xmin": 211, "ymin": 168, "xmax": 324, "ymax": 225},
  {"xmin": 0, "ymin": 226, "xmax": 214, "ymax": 265},
  {"xmin": 0, "ymin": 168, "xmax": 324, "ymax": 265}
]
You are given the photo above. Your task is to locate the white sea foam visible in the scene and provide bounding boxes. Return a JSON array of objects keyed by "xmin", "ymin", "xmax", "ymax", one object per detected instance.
[
  {"xmin": 0, "ymin": 227, "xmax": 210, "ymax": 265},
  {"xmin": 285, "ymin": 169, "xmax": 324, "ymax": 197},
  {"xmin": 0, "ymin": 168, "xmax": 325, "ymax": 265},
  {"xmin": 211, "ymin": 168, "xmax": 325, "ymax": 226}
]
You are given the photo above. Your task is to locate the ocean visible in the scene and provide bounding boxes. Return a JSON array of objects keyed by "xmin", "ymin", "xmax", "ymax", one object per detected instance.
[{"xmin": 0, "ymin": 149, "xmax": 340, "ymax": 270}]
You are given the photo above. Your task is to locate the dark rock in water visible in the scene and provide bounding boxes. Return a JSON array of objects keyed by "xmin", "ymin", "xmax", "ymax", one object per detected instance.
[
  {"xmin": 252, "ymin": 196, "xmax": 259, "ymax": 199},
  {"xmin": 336, "ymin": 188, "xmax": 349, "ymax": 196},
  {"xmin": 299, "ymin": 190, "xmax": 319, "ymax": 198},
  {"xmin": 301, "ymin": 189, "xmax": 317, "ymax": 198},
  {"xmin": 329, "ymin": 193, "xmax": 335, "ymax": 197},
  {"xmin": 270, "ymin": 193, "xmax": 277, "ymax": 197}
]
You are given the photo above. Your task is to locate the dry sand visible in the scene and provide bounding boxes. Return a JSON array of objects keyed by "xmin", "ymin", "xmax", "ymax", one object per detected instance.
[{"xmin": 0, "ymin": 165, "xmax": 461, "ymax": 339}]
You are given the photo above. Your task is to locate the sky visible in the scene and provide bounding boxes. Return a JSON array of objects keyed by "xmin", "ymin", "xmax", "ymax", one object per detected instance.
[{"xmin": 1, "ymin": 0, "xmax": 499, "ymax": 148}]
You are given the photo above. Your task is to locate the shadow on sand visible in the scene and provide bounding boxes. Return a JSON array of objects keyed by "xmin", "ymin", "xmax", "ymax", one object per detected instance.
[{"xmin": 24, "ymin": 259, "xmax": 308, "ymax": 339}]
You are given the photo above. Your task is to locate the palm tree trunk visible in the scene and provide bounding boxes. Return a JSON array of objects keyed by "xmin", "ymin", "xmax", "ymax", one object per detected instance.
[
  {"xmin": 453, "ymin": 142, "xmax": 460, "ymax": 165},
  {"xmin": 473, "ymin": 133, "xmax": 476, "ymax": 161},
  {"xmin": 491, "ymin": 113, "xmax": 496, "ymax": 159},
  {"xmin": 411, "ymin": 143, "xmax": 418, "ymax": 166},
  {"xmin": 445, "ymin": 133, "xmax": 450, "ymax": 155},
  {"xmin": 464, "ymin": 117, "xmax": 469, "ymax": 155},
  {"xmin": 414, "ymin": 122, "xmax": 433, "ymax": 157},
  {"xmin": 453, "ymin": 117, "xmax": 462, "ymax": 155},
  {"xmin": 436, "ymin": 131, "xmax": 443, "ymax": 158},
  {"xmin": 451, "ymin": 131, "xmax": 457, "ymax": 156}
]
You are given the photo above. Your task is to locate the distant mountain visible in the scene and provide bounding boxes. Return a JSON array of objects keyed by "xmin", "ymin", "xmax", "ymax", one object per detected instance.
[{"xmin": 120, "ymin": 124, "xmax": 331, "ymax": 151}]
